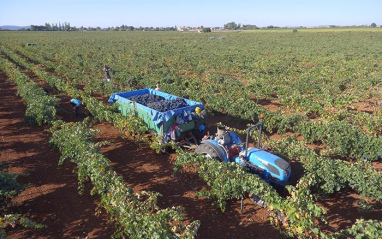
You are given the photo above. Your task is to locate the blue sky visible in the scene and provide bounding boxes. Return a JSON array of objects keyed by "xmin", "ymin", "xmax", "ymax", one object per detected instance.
[{"xmin": 1, "ymin": 0, "xmax": 381, "ymax": 28}]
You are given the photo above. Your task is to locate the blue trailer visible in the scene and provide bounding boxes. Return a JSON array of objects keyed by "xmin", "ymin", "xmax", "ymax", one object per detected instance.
[{"xmin": 109, "ymin": 88, "xmax": 204, "ymax": 147}]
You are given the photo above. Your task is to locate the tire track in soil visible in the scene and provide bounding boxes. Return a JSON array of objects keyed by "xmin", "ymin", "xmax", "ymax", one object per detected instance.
[{"xmin": 0, "ymin": 69, "xmax": 114, "ymax": 238}]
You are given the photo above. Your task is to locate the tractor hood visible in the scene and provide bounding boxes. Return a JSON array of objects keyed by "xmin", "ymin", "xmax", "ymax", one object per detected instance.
[{"xmin": 246, "ymin": 148, "xmax": 291, "ymax": 185}]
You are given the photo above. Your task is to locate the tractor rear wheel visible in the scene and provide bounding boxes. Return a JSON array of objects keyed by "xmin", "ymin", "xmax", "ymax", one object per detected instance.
[{"xmin": 195, "ymin": 143, "xmax": 224, "ymax": 162}]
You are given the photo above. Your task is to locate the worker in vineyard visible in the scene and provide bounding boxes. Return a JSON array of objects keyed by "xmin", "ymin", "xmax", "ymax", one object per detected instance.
[
  {"xmin": 192, "ymin": 106, "xmax": 207, "ymax": 135},
  {"xmin": 70, "ymin": 98, "xmax": 82, "ymax": 116},
  {"xmin": 155, "ymin": 83, "xmax": 162, "ymax": 91},
  {"xmin": 104, "ymin": 65, "xmax": 111, "ymax": 81}
]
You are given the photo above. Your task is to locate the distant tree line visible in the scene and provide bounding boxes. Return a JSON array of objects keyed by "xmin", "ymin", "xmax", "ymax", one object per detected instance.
[
  {"xmin": 108, "ymin": 25, "xmax": 176, "ymax": 31},
  {"xmin": 2, "ymin": 21, "xmax": 379, "ymax": 32},
  {"xmin": 224, "ymin": 22, "xmax": 241, "ymax": 30},
  {"xmin": 27, "ymin": 22, "xmax": 176, "ymax": 31},
  {"xmin": 30, "ymin": 22, "xmax": 72, "ymax": 31},
  {"xmin": 224, "ymin": 22, "xmax": 260, "ymax": 30},
  {"xmin": 223, "ymin": 21, "xmax": 381, "ymax": 30}
]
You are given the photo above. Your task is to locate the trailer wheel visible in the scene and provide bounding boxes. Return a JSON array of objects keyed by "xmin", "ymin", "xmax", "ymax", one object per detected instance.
[{"xmin": 195, "ymin": 143, "xmax": 224, "ymax": 162}]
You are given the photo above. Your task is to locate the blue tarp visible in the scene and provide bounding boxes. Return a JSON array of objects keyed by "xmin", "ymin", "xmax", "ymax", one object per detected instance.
[{"xmin": 109, "ymin": 88, "xmax": 203, "ymax": 127}]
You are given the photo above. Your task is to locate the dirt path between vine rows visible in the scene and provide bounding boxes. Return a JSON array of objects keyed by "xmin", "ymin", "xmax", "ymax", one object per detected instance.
[
  {"xmin": 0, "ymin": 69, "xmax": 286, "ymax": 239},
  {"xmin": 0, "ymin": 70, "xmax": 114, "ymax": 238}
]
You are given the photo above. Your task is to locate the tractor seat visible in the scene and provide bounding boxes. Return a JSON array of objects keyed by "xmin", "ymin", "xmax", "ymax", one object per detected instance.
[{"xmin": 218, "ymin": 133, "xmax": 231, "ymax": 145}]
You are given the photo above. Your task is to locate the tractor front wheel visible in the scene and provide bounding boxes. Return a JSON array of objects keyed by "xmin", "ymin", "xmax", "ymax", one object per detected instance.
[{"xmin": 195, "ymin": 143, "xmax": 224, "ymax": 162}]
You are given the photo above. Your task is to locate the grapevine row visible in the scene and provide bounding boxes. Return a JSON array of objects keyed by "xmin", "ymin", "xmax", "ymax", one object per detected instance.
[
  {"xmin": 0, "ymin": 56, "xmax": 59, "ymax": 125},
  {"xmin": 49, "ymin": 119, "xmax": 199, "ymax": 238},
  {"xmin": 0, "ymin": 56, "xmax": 200, "ymax": 238}
]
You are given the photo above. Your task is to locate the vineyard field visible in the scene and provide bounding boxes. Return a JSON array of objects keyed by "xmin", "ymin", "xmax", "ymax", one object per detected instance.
[{"xmin": 1, "ymin": 28, "xmax": 382, "ymax": 238}]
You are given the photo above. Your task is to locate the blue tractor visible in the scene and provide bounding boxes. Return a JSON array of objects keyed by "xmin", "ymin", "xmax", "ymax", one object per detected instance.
[{"xmin": 195, "ymin": 117, "xmax": 291, "ymax": 188}]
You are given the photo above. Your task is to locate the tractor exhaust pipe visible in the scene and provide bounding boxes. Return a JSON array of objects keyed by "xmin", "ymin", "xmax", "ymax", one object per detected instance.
[{"xmin": 243, "ymin": 114, "xmax": 264, "ymax": 159}]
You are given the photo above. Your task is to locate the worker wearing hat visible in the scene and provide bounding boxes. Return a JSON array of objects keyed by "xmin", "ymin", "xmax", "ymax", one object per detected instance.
[
  {"xmin": 70, "ymin": 98, "xmax": 82, "ymax": 116},
  {"xmin": 192, "ymin": 106, "xmax": 207, "ymax": 132}
]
